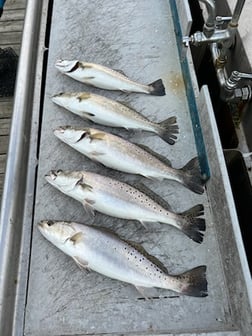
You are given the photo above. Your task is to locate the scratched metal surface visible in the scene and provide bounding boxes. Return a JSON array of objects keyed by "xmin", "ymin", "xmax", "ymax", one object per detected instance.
[{"xmin": 25, "ymin": 0, "xmax": 230, "ymax": 335}]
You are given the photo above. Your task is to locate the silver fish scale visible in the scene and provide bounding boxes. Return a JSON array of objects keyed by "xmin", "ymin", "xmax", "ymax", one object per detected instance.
[
  {"xmin": 105, "ymin": 135, "xmax": 168, "ymax": 171},
  {"xmin": 72, "ymin": 223, "xmax": 169, "ymax": 288},
  {"xmin": 83, "ymin": 171, "xmax": 171, "ymax": 216}
]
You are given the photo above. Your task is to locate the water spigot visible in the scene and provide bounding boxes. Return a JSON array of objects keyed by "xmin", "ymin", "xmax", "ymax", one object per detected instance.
[
  {"xmin": 215, "ymin": 16, "xmax": 232, "ymax": 28},
  {"xmin": 224, "ymin": 71, "xmax": 252, "ymax": 102},
  {"xmin": 226, "ymin": 71, "xmax": 252, "ymax": 90}
]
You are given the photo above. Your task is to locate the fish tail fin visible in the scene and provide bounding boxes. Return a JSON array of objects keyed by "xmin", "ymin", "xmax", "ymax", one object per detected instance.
[
  {"xmin": 148, "ymin": 79, "xmax": 166, "ymax": 96},
  {"xmin": 179, "ymin": 204, "xmax": 205, "ymax": 243},
  {"xmin": 171, "ymin": 265, "xmax": 208, "ymax": 297},
  {"xmin": 156, "ymin": 116, "xmax": 179, "ymax": 145},
  {"xmin": 179, "ymin": 157, "xmax": 205, "ymax": 194}
]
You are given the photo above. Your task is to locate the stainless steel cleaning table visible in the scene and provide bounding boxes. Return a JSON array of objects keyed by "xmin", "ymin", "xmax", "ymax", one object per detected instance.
[{"xmin": 0, "ymin": 0, "xmax": 251, "ymax": 335}]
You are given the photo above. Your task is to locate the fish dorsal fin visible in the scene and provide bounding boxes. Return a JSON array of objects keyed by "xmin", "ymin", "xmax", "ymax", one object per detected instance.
[
  {"xmin": 69, "ymin": 232, "xmax": 84, "ymax": 244},
  {"xmin": 117, "ymin": 100, "xmax": 135, "ymax": 110},
  {"xmin": 89, "ymin": 131, "xmax": 106, "ymax": 141},
  {"xmin": 135, "ymin": 143, "xmax": 172, "ymax": 167},
  {"xmin": 96, "ymin": 226, "xmax": 121, "ymax": 239},
  {"xmin": 126, "ymin": 240, "xmax": 168, "ymax": 274},
  {"xmin": 134, "ymin": 182, "xmax": 172, "ymax": 211},
  {"xmin": 113, "ymin": 69, "xmax": 127, "ymax": 77}
]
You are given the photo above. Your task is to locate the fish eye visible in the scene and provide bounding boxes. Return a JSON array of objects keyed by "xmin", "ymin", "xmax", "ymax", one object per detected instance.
[
  {"xmin": 58, "ymin": 126, "xmax": 66, "ymax": 133},
  {"xmin": 56, "ymin": 169, "xmax": 63, "ymax": 174},
  {"xmin": 47, "ymin": 220, "xmax": 54, "ymax": 227}
]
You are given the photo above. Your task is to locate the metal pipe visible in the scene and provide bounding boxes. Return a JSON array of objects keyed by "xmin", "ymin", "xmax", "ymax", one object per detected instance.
[
  {"xmin": 230, "ymin": 0, "xmax": 246, "ymax": 26},
  {"xmin": 217, "ymin": 1, "xmax": 246, "ymax": 66},
  {"xmin": 199, "ymin": 0, "xmax": 216, "ymax": 36},
  {"xmin": 210, "ymin": 43, "xmax": 227, "ymax": 87},
  {"xmin": 0, "ymin": 0, "xmax": 43, "ymax": 335},
  {"xmin": 199, "ymin": 0, "xmax": 216, "ymax": 27}
]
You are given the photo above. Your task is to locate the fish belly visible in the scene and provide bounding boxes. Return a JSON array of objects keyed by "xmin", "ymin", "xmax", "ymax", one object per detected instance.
[
  {"xmin": 76, "ymin": 238, "xmax": 160, "ymax": 288},
  {"xmin": 71, "ymin": 68, "xmax": 148, "ymax": 93}
]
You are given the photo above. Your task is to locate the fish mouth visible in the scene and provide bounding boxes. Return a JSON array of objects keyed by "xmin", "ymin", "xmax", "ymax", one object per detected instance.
[
  {"xmin": 45, "ymin": 170, "xmax": 62, "ymax": 181},
  {"xmin": 51, "ymin": 92, "xmax": 64, "ymax": 100},
  {"xmin": 55, "ymin": 60, "xmax": 79, "ymax": 73},
  {"xmin": 53, "ymin": 126, "xmax": 68, "ymax": 134}
]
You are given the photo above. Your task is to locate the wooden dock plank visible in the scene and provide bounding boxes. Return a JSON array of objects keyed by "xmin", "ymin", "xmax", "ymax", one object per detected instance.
[
  {"xmin": 0, "ymin": 31, "xmax": 23, "ymax": 46},
  {"xmin": 4, "ymin": 0, "xmax": 27, "ymax": 10},
  {"xmin": 0, "ymin": 136, "xmax": 9, "ymax": 154},
  {"xmin": 0, "ymin": 174, "xmax": 4, "ymax": 197},
  {"xmin": 0, "ymin": 118, "xmax": 11, "ymax": 136},
  {"xmin": 0, "ymin": 20, "xmax": 24, "ymax": 33},
  {"xmin": 0, "ymin": 44, "xmax": 20, "ymax": 55},
  {"xmin": 0, "ymin": 98, "xmax": 13, "ymax": 118},
  {"xmin": 0, "ymin": 9, "xmax": 25, "ymax": 21},
  {"xmin": 0, "ymin": 154, "xmax": 7, "ymax": 174}
]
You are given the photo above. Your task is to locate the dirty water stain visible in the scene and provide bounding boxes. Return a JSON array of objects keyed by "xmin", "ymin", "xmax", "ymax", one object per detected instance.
[{"xmin": 164, "ymin": 72, "xmax": 185, "ymax": 96}]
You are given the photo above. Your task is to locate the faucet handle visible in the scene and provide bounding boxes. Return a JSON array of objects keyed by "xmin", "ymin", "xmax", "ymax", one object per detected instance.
[
  {"xmin": 215, "ymin": 16, "xmax": 232, "ymax": 28},
  {"xmin": 226, "ymin": 71, "xmax": 252, "ymax": 89}
]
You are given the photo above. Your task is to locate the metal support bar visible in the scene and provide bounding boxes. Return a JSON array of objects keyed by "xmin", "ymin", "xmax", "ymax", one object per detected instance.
[
  {"xmin": 0, "ymin": 0, "xmax": 44, "ymax": 335},
  {"xmin": 230, "ymin": 0, "xmax": 246, "ymax": 26}
]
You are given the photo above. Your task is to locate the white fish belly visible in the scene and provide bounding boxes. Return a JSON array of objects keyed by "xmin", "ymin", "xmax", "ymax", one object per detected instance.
[
  {"xmin": 90, "ymin": 190, "xmax": 168, "ymax": 223},
  {"xmin": 69, "ymin": 228, "xmax": 166, "ymax": 288},
  {"xmin": 69, "ymin": 68, "xmax": 149, "ymax": 93}
]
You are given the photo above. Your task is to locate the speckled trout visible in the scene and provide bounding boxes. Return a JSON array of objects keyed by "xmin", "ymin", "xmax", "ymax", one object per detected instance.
[
  {"xmin": 38, "ymin": 220, "xmax": 208, "ymax": 297},
  {"xmin": 52, "ymin": 92, "xmax": 178, "ymax": 145},
  {"xmin": 54, "ymin": 126, "xmax": 204, "ymax": 194},
  {"xmin": 45, "ymin": 170, "xmax": 205, "ymax": 243},
  {"xmin": 55, "ymin": 60, "xmax": 166, "ymax": 96}
]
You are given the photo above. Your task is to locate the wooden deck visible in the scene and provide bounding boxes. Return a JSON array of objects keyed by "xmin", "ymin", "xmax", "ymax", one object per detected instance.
[{"xmin": 0, "ymin": 0, "xmax": 26, "ymax": 202}]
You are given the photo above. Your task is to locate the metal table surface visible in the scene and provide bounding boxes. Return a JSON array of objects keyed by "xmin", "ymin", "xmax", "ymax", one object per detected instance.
[
  {"xmin": 25, "ymin": 0, "xmax": 229, "ymax": 335},
  {"xmin": 0, "ymin": 0, "xmax": 251, "ymax": 335}
]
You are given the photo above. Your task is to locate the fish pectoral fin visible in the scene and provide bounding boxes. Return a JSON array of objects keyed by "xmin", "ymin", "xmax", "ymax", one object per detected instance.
[
  {"xmin": 69, "ymin": 232, "xmax": 84, "ymax": 244},
  {"xmin": 89, "ymin": 132, "xmax": 106, "ymax": 141},
  {"xmin": 135, "ymin": 286, "xmax": 151, "ymax": 300},
  {"xmin": 78, "ymin": 181, "xmax": 93, "ymax": 192},
  {"xmin": 83, "ymin": 199, "xmax": 95, "ymax": 217},
  {"xmin": 73, "ymin": 256, "xmax": 90, "ymax": 272}
]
